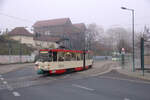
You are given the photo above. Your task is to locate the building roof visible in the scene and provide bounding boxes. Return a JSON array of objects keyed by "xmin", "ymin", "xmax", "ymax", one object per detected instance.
[
  {"xmin": 33, "ymin": 18, "xmax": 71, "ymax": 28},
  {"xmin": 8, "ymin": 27, "xmax": 33, "ymax": 37},
  {"xmin": 73, "ymin": 23, "xmax": 86, "ymax": 32}
]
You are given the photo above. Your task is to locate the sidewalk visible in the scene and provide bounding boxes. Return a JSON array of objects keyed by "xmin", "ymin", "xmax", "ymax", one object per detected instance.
[
  {"xmin": 117, "ymin": 63, "xmax": 150, "ymax": 81},
  {"xmin": 0, "ymin": 63, "xmax": 34, "ymax": 74}
]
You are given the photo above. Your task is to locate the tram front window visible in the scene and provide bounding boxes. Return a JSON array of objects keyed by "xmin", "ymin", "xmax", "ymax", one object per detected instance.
[{"xmin": 39, "ymin": 51, "xmax": 52, "ymax": 62}]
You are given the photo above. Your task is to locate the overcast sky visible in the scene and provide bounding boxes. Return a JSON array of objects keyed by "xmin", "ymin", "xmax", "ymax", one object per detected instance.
[{"xmin": 0, "ymin": 0, "xmax": 150, "ymax": 32}]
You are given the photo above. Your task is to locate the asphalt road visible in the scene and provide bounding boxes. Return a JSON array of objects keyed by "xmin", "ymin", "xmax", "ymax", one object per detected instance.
[{"xmin": 0, "ymin": 63, "xmax": 150, "ymax": 100}]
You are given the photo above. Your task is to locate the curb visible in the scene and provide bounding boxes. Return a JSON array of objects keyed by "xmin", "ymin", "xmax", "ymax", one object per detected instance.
[{"xmin": 0, "ymin": 62, "xmax": 33, "ymax": 66}]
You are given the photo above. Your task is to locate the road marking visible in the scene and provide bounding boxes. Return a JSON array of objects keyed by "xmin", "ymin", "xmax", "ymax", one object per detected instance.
[
  {"xmin": 12, "ymin": 91, "xmax": 20, "ymax": 96},
  {"xmin": 91, "ymin": 66, "xmax": 114, "ymax": 77},
  {"xmin": 3, "ymin": 81, "xmax": 7, "ymax": 84},
  {"xmin": 124, "ymin": 98, "xmax": 130, "ymax": 100},
  {"xmin": 72, "ymin": 84, "xmax": 95, "ymax": 91},
  {"xmin": 0, "ymin": 77, "xmax": 4, "ymax": 80}
]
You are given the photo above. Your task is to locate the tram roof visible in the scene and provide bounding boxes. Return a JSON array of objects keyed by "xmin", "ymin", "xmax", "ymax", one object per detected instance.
[{"xmin": 40, "ymin": 49, "xmax": 89, "ymax": 53}]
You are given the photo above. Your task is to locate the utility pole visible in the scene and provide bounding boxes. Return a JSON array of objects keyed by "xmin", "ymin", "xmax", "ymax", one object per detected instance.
[
  {"xmin": 121, "ymin": 7, "xmax": 135, "ymax": 72},
  {"xmin": 19, "ymin": 35, "xmax": 22, "ymax": 63}
]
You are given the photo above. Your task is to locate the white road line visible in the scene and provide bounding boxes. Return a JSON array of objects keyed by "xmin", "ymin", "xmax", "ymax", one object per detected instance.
[
  {"xmin": 0, "ymin": 77, "xmax": 4, "ymax": 80},
  {"xmin": 12, "ymin": 91, "xmax": 20, "ymax": 97},
  {"xmin": 72, "ymin": 84, "xmax": 95, "ymax": 91},
  {"xmin": 91, "ymin": 67, "xmax": 113, "ymax": 77},
  {"xmin": 3, "ymin": 81, "xmax": 7, "ymax": 84}
]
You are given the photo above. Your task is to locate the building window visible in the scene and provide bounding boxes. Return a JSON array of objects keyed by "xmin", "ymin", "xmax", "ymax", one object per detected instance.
[{"xmin": 45, "ymin": 31, "xmax": 51, "ymax": 35}]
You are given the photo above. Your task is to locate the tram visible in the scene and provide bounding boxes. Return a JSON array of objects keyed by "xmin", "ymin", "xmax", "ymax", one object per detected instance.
[{"xmin": 35, "ymin": 49, "xmax": 93, "ymax": 75}]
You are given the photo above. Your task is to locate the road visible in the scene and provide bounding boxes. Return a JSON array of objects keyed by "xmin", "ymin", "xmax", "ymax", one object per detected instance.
[{"xmin": 0, "ymin": 61, "xmax": 150, "ymax": 100}]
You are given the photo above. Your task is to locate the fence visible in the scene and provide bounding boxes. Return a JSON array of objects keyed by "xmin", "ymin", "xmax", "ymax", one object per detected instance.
[
  {"xmin": 119, "ymin": 49, "xmax": 141, "ymax": 71},
  {"xmin": 141, "ymin": 37, "xmax": 150, "ymax": 69}
]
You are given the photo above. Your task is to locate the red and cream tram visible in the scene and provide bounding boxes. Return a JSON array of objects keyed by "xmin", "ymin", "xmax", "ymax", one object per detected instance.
[{"xmin": 35, "ymin": 49, "xmax": 93, "ymax": 75}]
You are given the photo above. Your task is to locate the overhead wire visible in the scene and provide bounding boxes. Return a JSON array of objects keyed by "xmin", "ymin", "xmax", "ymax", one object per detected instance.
[{"xmin": 0, "ymin": 12, "xmax": 33, "ymax": 23}]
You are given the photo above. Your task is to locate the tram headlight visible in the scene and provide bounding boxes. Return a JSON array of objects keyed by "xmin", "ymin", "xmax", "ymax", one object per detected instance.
[{"xmin": 35, "ymin": 62, "xmax": 39, "ymax": 66}]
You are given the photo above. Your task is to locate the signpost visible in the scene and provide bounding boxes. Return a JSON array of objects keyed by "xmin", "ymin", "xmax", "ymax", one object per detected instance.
[{"xmin": 121, "ymin": 48, "xmax": 125, "ymax": 67}]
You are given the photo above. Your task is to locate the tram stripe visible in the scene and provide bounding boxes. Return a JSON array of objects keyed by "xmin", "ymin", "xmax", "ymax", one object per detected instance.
[{"xmin": 75, "ymin": 67, "xmax": 83, "ymax": 71}]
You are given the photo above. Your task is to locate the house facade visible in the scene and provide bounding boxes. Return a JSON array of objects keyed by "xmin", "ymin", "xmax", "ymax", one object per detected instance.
[{"xmin": 7, "ymin": 27, "xmax": 35, "ymax": 47}]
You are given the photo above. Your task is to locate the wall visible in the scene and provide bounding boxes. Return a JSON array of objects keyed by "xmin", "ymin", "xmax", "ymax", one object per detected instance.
[
  {"xmin": 10, "ymin": 36, "xmax": 35, "ymax": 46},
  {"xmin": 0, "ymin": 55, "xmax": 35, "ymax": 64}
]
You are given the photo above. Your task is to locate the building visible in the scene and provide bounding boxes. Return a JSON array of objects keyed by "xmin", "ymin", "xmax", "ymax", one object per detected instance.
[
  {"xmin": 7, "ymin": 18, "xmax": 87, "ymax": 49},
  {"xmin": 33, "ymin": 36, "xmax": 60, "ymax": 48},
  {"xmin": 7, "ymin": 27, "xmax": 60, "ymax": 48},
  {"xmin": 7, "ymin": 27, "xmax": 35, "ymax": 47},
  {"xmin": 33, "ymin": 18, "xmax": 72, "ymax": 36},
  {"xmin": 33, "ymin": 18, "xmax": 86, "ymax": 49}
]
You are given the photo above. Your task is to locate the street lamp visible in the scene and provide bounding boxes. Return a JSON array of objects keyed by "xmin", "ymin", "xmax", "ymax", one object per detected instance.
[{"xmin": 121, "ymin": 6, "xmax": 135, "ymax": 72}]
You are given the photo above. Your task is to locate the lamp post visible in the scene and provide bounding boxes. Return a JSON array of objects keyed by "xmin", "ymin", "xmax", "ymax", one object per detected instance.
[{"xmin": 121, "ymin": 7, "xmax": 135, "ymax": 72}]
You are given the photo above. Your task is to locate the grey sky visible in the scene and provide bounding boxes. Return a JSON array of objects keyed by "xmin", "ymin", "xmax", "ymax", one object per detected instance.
[{"xmin": 0, "ymin": 0, "xmax": 150, "ymax": 32}]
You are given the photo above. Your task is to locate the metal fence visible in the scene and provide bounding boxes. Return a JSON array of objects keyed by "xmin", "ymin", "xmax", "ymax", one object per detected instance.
[
  {"xmin": 119, "ymin": 49, "xmax": 141, "ymax": 71},
  {"xmin": 142, "ymin": 38, "xmax": 150, "ymax": 69}
]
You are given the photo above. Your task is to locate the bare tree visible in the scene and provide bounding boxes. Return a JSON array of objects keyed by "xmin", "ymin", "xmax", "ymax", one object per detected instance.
[
  {"xmin": 105, "ymin": 27, "xmax": 132, "ymax": 53},
  {"xmin": 85, "ymin": 23, "xmax": 104, "ymax": 51}
]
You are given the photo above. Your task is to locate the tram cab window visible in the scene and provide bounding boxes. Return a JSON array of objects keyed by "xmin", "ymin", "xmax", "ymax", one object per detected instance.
[{"xmin": 39, "ymin": 51, "xmax": 52, "ymax": 62}]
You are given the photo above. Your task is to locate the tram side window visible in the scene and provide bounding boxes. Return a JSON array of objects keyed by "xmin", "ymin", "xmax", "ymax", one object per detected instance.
[
  {"xmin": 77, "ymin": 53, "xmax": 81, "ymax": 61},
  {"xmin": 53, "ymin": 52, "xmax": 57, "ymax": 62},
  {"xmin": 58, "ymin": 52, "xmax": 65, "ymax": 61},
  {"xmin": 65, "ymin": 52, "xmax": 72, "ymax": 61},
  {"xmin": 48, "ymin": 51, "xmax": 53, "ymax": 61},
  {"xmin": 71, "ymin": 53, "xmax": 76, "ymax": 61},
  {"xmin": 81, "ymin": 53, "xmax": 84, "ymax": 60},
  {"xmin": 86, "ymin": 53, "xmax": 91, "ymax": 59},
  {"xmin": 64, "ymin": 52, "xmax": 76, "ymax": 61}
]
